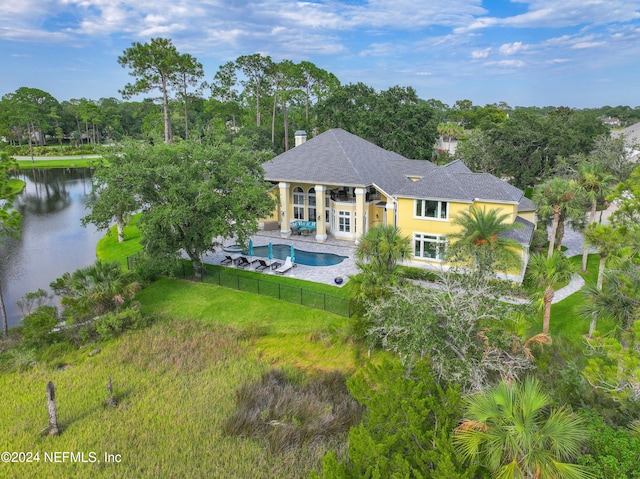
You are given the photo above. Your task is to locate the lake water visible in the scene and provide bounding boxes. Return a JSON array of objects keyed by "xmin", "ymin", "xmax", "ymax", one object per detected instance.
[{"xmin": 0, "ymin": 168, "xmax": 102, "ymax": 328}]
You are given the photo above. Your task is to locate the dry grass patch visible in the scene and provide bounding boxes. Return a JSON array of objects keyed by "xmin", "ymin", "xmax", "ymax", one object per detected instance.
[{"xmin": 225, "ymin": 368, "xmax": 363, "ymax": 455}]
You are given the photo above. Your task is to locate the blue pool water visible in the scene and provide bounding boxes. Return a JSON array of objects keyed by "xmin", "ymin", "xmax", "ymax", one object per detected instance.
[{"xmin": 250, "ymin": 244, "xmax": 347, "ymax": 267}]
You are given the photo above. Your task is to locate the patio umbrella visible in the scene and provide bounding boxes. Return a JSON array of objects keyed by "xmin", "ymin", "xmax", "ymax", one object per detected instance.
[
  {"xmin": 248, "ymin": 239, "xmax": 253, "ymax": 256},
  {"xmin": 268, "ymin": 243, "xmax": 273, "ymax": 260},
  {"xmin": 290, "ymin": 244, "xmax": 296, "ymax": 264}
]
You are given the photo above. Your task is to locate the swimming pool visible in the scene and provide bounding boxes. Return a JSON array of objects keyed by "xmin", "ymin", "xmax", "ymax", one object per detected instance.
[{"xmin": 250, "ymin": 244, "xmax": 347, "ymax": 267}]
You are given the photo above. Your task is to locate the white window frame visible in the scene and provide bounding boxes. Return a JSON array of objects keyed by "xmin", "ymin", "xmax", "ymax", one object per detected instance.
[
  {"xmin": 338, "ymin": 210, "xmax": 351, "ymax": 233},
  {"xmin": 414, "ymin": 199, "xmax": 448, "ymax": 220},
  {"xmin": 307, "ymin": 187, "xmax": 317, "ymax": 221},
  {"xmin": 292, "ymin": 186, "xmax": 305, "ymax": 220},
  {"xmin": 413, "ymin": 233, "xmax": 447, "ymax": 261}
]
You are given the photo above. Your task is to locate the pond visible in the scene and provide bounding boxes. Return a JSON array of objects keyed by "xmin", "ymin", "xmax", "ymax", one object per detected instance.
[{"xmin": 0, "ymin": 168, "xmax": 101, "ymax": 328}]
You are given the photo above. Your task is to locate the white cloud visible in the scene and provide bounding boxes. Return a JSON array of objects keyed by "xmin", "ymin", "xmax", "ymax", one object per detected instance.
[
  {"xmin": 499, "ymin": 42, "xmax": 523, "ymax": 55},
  {"xmin": 471, "ymin": 48, "xmax": 491, "ymax": 59},
  {"xmin": 359, "ymin": 42, "xmax": 399, "ymax": 57},
  {"xmin": 455, "ymin": 0, "xmax": 640, "ymax": 32},
  {"xmin": 571, "ymin": 41, "xmax": 607, "ymax": 49},
  {"xmin": 485, "ymin": 59, "xmax": 525, "ymax": 67},
  {"xmin": 0, "ymin": 26, "xmax": 73, "ymax": 43}
]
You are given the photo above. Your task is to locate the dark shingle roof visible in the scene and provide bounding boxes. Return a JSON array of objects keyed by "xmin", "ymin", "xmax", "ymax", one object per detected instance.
[
  {"xmin": 263, "ymin": 128, "xmax": 527, "ymax": 204},
  {"xmin": 518, "ymin": 196, "xmax": 537, "ymax": 212},
  {"xmin": 443, "ymin": 159, "xmax": 472, "ymax": 173},
  {"xmin": 396, "ymin": 171, "xmax": 524, "ymax": 203},
  {"xmin": 500, "ymin": 216, "xmax": 535, "ymax": 246},
  {"xmin": 263, "ymin": 129, "xmax": 433, "ymax": 193}
]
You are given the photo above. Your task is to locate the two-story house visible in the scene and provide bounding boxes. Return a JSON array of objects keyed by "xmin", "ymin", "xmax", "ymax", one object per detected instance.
[{"xmin": 261, "ymin": 128, "xmax": 536, "ymax": 281}]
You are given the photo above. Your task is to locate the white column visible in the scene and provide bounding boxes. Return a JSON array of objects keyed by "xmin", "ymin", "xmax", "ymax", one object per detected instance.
[
  {"xmin": 315, "ymin": 185, "xmax": 327, "ymax": 242},
  {"xmin": 355, "ymin": 187, "xmax": 365, "ymax": 243},
  {"xmin": 279, "ymin": 182, "xmax": 291, "ymax": 237},
  {"xmin": 385, "ymin": 202, "xmax": 396, "ymax": 228}
]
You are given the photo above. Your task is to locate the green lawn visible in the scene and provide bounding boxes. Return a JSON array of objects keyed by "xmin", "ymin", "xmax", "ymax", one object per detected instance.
[
  {"xmin": 138, "ymin": 277, "xmax": 358, "ymax": 371},
  {"xmin": 95, "ymin": 216, "xmax": 143, "ymax": 266},
  {"xmin": 527, "ymin": 254, "xmax": 614, "ymax": 349},
  {"xmin": 16, "ymin": 158, "xmax": 97, "ymax": 169},
  {"xmin": 8, "ymin": 178, "xmax": 25, "ymax": 195}
]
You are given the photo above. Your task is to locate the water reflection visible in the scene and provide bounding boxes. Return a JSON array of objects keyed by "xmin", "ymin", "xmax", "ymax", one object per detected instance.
[{"xmin": 0, "ymin": 168, "xmax": 102, "ymax": 328}]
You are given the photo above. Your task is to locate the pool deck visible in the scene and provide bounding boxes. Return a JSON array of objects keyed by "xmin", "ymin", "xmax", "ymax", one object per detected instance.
[{"xmin": 203, "ymin": 230, "xmax": 359, "ymax": 288}]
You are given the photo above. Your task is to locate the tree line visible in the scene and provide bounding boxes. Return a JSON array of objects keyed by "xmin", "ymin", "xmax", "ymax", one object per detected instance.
[{"xmin": 2, "ymin": 37, "xmax": 639, "ymax": 162}]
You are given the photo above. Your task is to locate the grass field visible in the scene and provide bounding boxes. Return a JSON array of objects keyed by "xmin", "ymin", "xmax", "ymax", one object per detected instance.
[
  {"xmin": 0, "ymin": 319, "xmax": 339, "ymax": 478},
  {"xmin": 15, "ymin": 158, "xmax": 97, "ymax": 169},
  {"xmin": 0, "ymin": 286, "xmax": 361, "ymax": 479}
]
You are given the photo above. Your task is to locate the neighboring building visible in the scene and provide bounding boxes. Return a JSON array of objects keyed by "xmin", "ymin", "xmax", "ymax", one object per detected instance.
[
  {"xmin": 262, "ymin": 128, "xmax": 536, "ymax": 281},
  {"xmin": 602, "ymin": 116, "xmax": 622, "ymax": 127}
]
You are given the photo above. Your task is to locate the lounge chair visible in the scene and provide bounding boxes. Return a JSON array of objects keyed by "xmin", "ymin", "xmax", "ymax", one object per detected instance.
[
  {"xmin": 255, "ymin": 258, "xmax": 281, "ymax": 272},
  {"xmin": 275, "ymin": 256, "xmax": 294, "ymax": 275},
  {"xmin": 254, "ymin": 258, "xmax": 270, "ymax": 271},
  {"xmin": 221, "ymin": 253, "xmax": 240, "ymax": 265},
  {"xmin": 236, "ymin": 255, "xmax": 257, "ymax": 269}
]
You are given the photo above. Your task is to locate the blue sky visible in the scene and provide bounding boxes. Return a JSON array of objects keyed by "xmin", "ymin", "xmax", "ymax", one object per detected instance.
[{"xmin": 1, "ymin": 0, "xmax": 639, "ymax": 108}]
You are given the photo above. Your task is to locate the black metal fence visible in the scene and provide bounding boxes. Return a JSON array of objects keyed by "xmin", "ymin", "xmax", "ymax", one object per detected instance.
[{"xmin": 127, "ymin": 253, "xmax": 352, "ymax": 318}]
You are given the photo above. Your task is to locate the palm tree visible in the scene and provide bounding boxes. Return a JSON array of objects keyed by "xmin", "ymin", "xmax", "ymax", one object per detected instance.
[
  {"xmin": 448, "ymin": 207, "xmax": 523, "ymax": 277},
  {"xmin": 526, "ymin": 251, "xmax": 575, "ymax": 334},
  {"xmin": 577, "ymin": 163, "xmax": 616, "ymax": 272},
  {"xmin": 582, "ymin": 263, "xmax": 640, "ymax": 345},
  {"xmin": 533, "ymin": 178, "xmax": 583, "ymax": 258},
  {"xmin": 350, "ymin": 226, "xmax": 411, "ymax": 313},
  {"xmin": 583, "ymin": 223, "xmax": 622, "ymax": 336},
  {"xmin": 455, "ymin": 378, "xmax": 591, "ymax": 479},
  {"xmin": 50, "ymin": 260, "xmax": 140, "ymax": 322},
  {"xmin": 355, "ymin": 225, "xmax": 411, "ymax": 275}
]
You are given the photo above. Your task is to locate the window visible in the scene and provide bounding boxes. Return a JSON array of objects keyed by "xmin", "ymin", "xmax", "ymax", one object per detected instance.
[
  {"xmin": 293, "ymin": 186, "xmax": 305, "ymax": 220},
  {"xmin": 308, "ymin": 187, "xmax": 316, "ymax": 221},
  {"xmin": 338, "ymin": 210, "xmax": 351, "ymax": 232},
  {"xmin": 414, "ymin": 233, "xmax": 447, "ymax": 261},
  {"xmin": 415, "ymin": 199, "xmax": 448, "ymax": 220}
]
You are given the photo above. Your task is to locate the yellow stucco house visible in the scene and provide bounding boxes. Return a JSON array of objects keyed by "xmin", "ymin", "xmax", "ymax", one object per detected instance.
[{"xmin": 262, "ymin": 128, "xmax": 536, "ymax": 281}]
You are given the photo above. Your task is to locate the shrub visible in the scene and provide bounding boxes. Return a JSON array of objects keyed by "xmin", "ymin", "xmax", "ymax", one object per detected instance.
[
  {"xmin": 314, "ymin": 358, "xmax": 472, "ymax": 478},
  {"xmin": 8, "ymin": 347, "xmax": 36, "ymax": 372},
  {"xmin": 399, "ymin": 266, "xmax": 439, "ymax": 282},
  {"xmin": 94, "ymin": 305, "xmax": 151, "ymax": 341},
  {"xmin": 578, "ymin": 410, "xmax": 640, "ymax": 478},
  {"xmin": 20, "ymin": 305, "xmax": 61, "ymax": 348},
  {"xmin": 225, "ymin": 368, "xmax": 363, "ymax": 454},
  {"xmin": 531, "ymin": 228, "xmax": 549, "ymax": 251}
]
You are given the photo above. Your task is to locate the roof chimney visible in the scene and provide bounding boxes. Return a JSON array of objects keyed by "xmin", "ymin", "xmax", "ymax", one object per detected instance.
[{"xmin": 294, "ymin": 130, "xmax": 307, "ymax": 147}]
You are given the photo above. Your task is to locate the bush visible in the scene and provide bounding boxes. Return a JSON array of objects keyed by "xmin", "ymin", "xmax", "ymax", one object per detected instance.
[
  {"xmin": 225, "ymin": 368, "xmax": 363, "ymax": 454},
  {"xmin": 20, "ymin": 305, "xmax": 62, "ymax": 348},
  {"xmin": 93, "ymin": 304, "xmax": 152, "ymax": 341},
  {"xmin": 399, "ymin": 266, "xmax": 440, "ymax": 282},
  {"xmin": 531, "ymin": 228, "xmax": 549, "ymax": 251},
  {"xmin": 578, "ymin": 410, "xmax": 640, "ymax": 478},
  {"xmin": 314, "ymin": 358, "xmax": 472, "ymax": 478},
  {"xmin": 7, "ymin": 347, "xmax": 37, "ymax": 372}
]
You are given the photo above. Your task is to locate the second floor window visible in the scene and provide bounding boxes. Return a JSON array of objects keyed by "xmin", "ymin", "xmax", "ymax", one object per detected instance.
[{"xmin": 415, "ymin": 199, "xmax": 448, "ymax": 220}]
